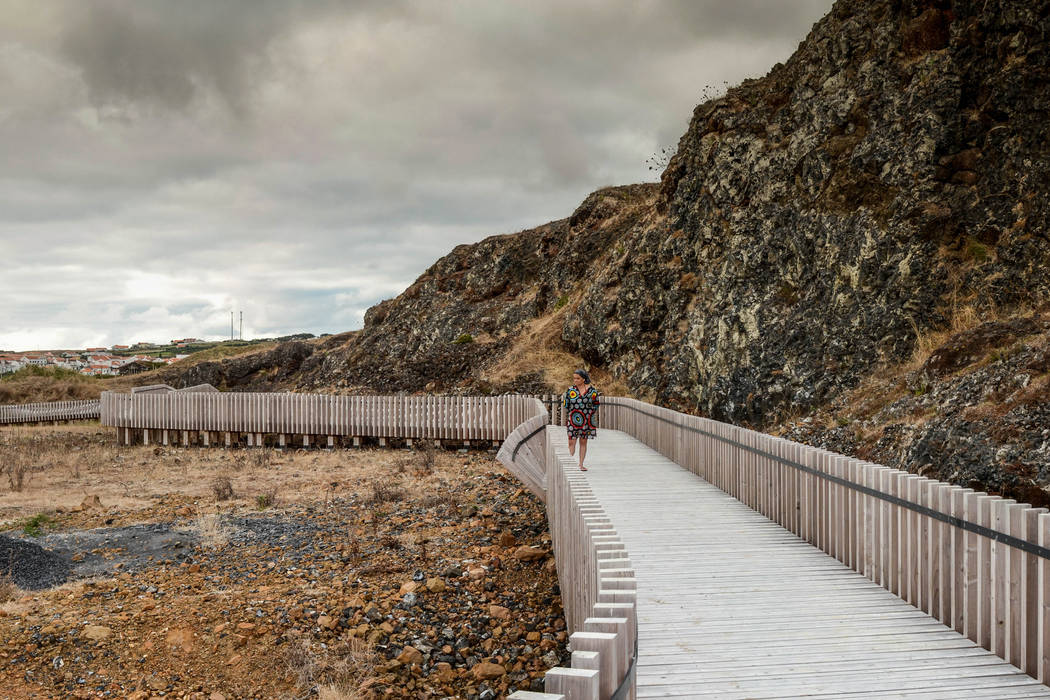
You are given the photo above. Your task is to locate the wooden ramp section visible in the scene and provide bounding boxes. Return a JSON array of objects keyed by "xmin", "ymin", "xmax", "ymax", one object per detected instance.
[{"xmin": 574, "ymin": 429, "xmax": 1050, "ymax": 699}]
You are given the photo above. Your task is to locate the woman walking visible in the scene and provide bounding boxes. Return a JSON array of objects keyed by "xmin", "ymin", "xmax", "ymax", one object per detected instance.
[{"xmin": 565, "ymin": 368, "xmax": 599, "ymax": 470}]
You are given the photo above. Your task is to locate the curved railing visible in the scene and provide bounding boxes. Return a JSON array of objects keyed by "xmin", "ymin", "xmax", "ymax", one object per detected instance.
[
  {"xmin": 495, "ymin": 398, "xmax": 548, "ymax": 498},
  {"xmin": 498, "ymin": 400, "xmax": 638, "ymax": 700},
  {"xmin": 0, "ymin": 399, "xmax": 100, "ymax": 425}
]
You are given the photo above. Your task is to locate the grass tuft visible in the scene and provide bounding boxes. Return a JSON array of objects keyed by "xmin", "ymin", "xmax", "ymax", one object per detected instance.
[
  {"xmin": 366, "ymin": 480, "xmax": 404, "ymax": 505},
  {"xmin": 256, "ymin": 487, "xmax": 278, "ymax": 510},
  {"xmin": 21, "ymin": 513, "xmax": 52, "ymax": 537},
  {"xmin": 285, "ymin": 637, "xmax": 376, "ymax": 699},
  {"xmin": 193, "ymin": 512, "xmax": 232, "ymax": 549}
]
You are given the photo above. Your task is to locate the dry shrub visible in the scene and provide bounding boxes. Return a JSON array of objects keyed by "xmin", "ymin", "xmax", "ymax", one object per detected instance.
[
  {"xmin": 417, "ymin": 440, "xmax": 437, "ymax": 475},
  {"xmin": 0, "ymin": 574, "xmax": 16, "ymax": 604},
  {"xmin": 256, "ymin": 486, "xmax": 278, "ymax": 510},
  {"xmin": 211, "ymin": 476, "xmax": 234, "ymax": 502},
  {"xmin": 907, "ymin": 304, "xmax": 985, "ymax": 370},
  {"xmin": 3, "ymin": 461, "xmax": 29, "ymax": 492},
  {"xmin": 193, "ymin": 512, "xmax": 232, "ymax": 549},
  {"xmin": 421, "ymin": 487, "xmax": 458, "ymax": 510},
  {"xmin": 0, "ymin": 440, "xmax": 35, "ymax": 492},
  {"xmin": 961, "ymin": 402, "xmax": 1002, "ymax": 422},
  {"xmin": 379, "ymin": 534, "xmax": 403, "ymax": 551},
  {"xmin": 285, "ymin": 637, "xmax": 377, "ymax": 699},
  {"xmin": 1013, "ymin": 374, "xmax": 1050, "ymax": 408},
  {"xmin": 249, "ymin": 448, "xmax": 274, "ymax": 470},
  {"xmin": 366, "ymin": 480, "xmax": 404, "ymax": 505}
]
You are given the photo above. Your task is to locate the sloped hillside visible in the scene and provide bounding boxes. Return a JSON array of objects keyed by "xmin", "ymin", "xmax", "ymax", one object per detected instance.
[{"xmin": 293, "ymin": 184, "xmax": 657, "ymax": 397}]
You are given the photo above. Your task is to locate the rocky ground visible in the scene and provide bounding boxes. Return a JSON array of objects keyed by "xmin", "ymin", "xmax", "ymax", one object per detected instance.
[{"xmin": 0, "ymin": 425, "xmax": 567, "ymax": 699}]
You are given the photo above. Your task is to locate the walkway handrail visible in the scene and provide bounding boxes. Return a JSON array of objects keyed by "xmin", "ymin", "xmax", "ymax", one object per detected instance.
[
  {"xmin": 495, "ymin": 398, "xmax": 549, "ymax": 499},
  {"xmin": 0, "ymin": 399, "xmax": 100, "ymax": 425},
  {"xmin": 600, "ymin": 395, "xmax": 1050, "ymax": 684},
  {"xmin": 497, "ymin": 397, "xmax": 638, "ymax": 700}
]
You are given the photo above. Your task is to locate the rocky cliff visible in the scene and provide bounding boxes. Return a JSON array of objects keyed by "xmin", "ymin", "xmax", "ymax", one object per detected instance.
[
  {"xmin": 622, "ymin": 0, "xmax": 1048, "ymax": 424},
  {"xmin": 152, "ymin": 0, "xmax": 1050, "ymax": 500}
]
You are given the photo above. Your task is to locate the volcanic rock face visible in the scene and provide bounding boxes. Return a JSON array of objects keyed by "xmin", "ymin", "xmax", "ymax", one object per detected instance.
[
  {"xmin": 156, "ymin": 341, "xmax": 317, "ymax": 391},
  {"xmin": 597, "ymin": 0, "xmax": 1050, "ymax": 424}
]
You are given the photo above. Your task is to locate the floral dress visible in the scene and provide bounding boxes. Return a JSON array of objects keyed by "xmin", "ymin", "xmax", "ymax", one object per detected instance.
[{"xmin": 564, "ymin": 384, "xmax": 600, "ymax": 439}]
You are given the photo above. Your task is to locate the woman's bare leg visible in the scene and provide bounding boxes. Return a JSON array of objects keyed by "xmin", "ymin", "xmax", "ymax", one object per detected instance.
[
  {"xmin": 568, "ymin": 436, "xmax": 577, "ymax": 456},
  {"xmin": 578, "ymin": 438, "xmax": 588, "ymax": 469}
]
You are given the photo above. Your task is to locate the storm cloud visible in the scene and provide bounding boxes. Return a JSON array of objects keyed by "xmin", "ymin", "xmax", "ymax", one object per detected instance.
[{"xmin": 0, "ymin": 0, "xmax": 834, "ymax": 350}]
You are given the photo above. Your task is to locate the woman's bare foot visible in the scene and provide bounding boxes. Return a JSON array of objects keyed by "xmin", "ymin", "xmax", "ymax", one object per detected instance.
[{"xmin": 579, "ymin": 464, "xmax": 587, "ymax": 471}]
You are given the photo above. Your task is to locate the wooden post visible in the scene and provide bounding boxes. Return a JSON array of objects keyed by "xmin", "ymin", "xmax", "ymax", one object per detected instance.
[
  {"xmin": 569, "ymin": 631, "xmax": 619, "ymax": 698},
  {"xmin": 1039, "ymin": 513, "xmax": 1050, "ymax": 683},
  {"xmin": 1024, "ymin": 507, "xmax": 1048, "ymax": 677},
  {"xmin": 544, "ymin": 667, "xmax": 598, "ymax": 700}
]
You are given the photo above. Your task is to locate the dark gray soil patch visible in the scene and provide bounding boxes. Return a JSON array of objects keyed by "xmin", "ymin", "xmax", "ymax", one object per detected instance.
[
  {"xmin": 0, "ymin": 534, "xmax": 72, "ymax": 590},
  {"xmin": 3, "ymin": 514, "xmax": 332, "ymax": 590},
  {"xmin": 36, "ymin": 523, "xmax": 198, "ymax": 578}
]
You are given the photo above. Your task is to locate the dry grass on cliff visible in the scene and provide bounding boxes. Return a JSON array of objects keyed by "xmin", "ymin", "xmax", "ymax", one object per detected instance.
[
  {"xmin": 815, "ymin": 304, "xmax": 1048, "ymax": 437},
  {"xmin": 0, "ymin": 368, "xmax": 102, "ymax": 404},
  {"xmin": 485, "ymin": 306, "xmax": 630, "ymax": 396},
  {"xmin": 904, "ymin": 303, "xmax": 982, "ymax": 372}
]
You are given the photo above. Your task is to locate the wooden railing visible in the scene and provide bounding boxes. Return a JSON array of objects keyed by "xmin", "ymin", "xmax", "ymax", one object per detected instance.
[
  {"xmin": 600, "ymin": 396, "xmax": 1050, "ymax": 685},
  {"xmin": 499, "ymin": 403, "xmax": 638, "ymax": 700},
  {"xmin": 496, "ymin": 401, "xmax": 549, "ymax": 499},
  {"xmin": 100, "ymin": 391, "xmax": 544, "ymax": 448},
  {"xmin": 0, "ymin": 399, "xmax": 100, "ymax": 425}
]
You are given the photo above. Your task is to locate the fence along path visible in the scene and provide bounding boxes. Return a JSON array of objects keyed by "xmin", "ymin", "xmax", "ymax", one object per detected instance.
[
  {"xmin": 100, "ymin": 391, "xmax": 546, "ymax": 449},
  {"xmin": 0, "ymin": 399, "xmax": 100, "ymax": 425},
  {"xmin": 500, "ymin": 415, "xmax": 640, "ymax": 699}
]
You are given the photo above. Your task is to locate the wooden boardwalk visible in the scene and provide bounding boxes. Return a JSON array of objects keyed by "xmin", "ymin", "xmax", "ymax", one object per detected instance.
[{"xmin": 569, "ymin": 429, "xmax": 1050, "ymax": 699}]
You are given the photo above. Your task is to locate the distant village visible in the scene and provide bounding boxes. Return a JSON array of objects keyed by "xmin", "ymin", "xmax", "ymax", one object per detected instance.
[{"xmin": 0, "ymin": 338, "xmax": 201, "ymax": 377}]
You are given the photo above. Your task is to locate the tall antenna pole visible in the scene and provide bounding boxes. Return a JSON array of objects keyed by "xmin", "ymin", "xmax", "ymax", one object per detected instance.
[
  {"xmin": 239, "ymin": 311, "xmax": 243, "ymax": 340},
  {"xmin": 230, "ymin": 311, "xmax": 234, "ymax": 341}
]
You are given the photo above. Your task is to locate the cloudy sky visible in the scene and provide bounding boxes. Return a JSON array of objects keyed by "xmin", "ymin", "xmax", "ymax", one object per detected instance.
[{"xmin": 0, "ymin": 0, "xmax": 834, "ymax": 351}]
